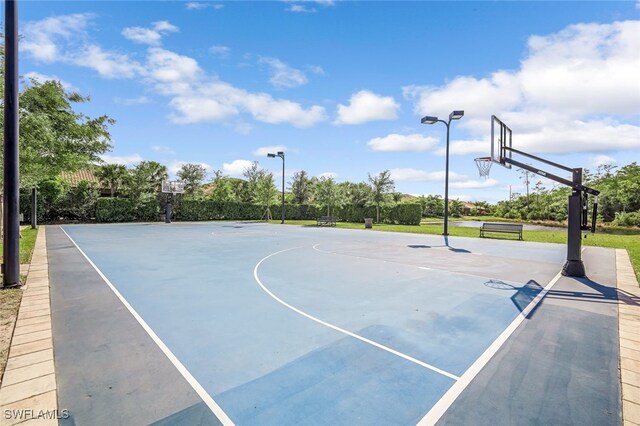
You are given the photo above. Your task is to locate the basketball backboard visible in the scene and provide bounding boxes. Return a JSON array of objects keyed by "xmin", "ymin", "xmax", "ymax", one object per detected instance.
[
  {"xmin": 491, "ymin": 115, "xmax": 512, "ymax": 169},
  {"xmin": 161, "ymin": 180, "xmax": 186, "ymax": 194}
]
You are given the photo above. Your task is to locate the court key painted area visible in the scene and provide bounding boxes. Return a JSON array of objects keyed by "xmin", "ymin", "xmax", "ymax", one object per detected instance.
[{"xmin": 46, "ymin": 222, "xmax": 622, "ymax": 425}]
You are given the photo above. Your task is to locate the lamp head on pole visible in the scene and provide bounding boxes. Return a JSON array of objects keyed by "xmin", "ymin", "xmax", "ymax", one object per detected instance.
[
  {"xmin": 449, "ymin": 110, "xmax": 464, "ymax": 121},
  {"xmin": 421, "ymin": 115, "xmax": 439, "ymax": 125},
  {"xmin": 267, "ymin": 153, "xmax": 276, "ymax": 158}
]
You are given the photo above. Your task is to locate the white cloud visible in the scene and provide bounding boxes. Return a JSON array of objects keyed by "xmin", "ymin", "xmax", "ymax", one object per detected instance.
[
  {"xmin": 170, "ymin": 81, "xmax": 326, "ymax": 127},
  {"xmin": 100, "ymin": 153, "xmax": 143, "ymax": 166},
  {"xmin": 390, "ymin": 168, "xmax": 467, "ymax": 182},
  {"xmin": 287, "ymin": 5, "xmax": 316, "ymax": 13},
  {"xmin": 434, "ymin": 139, "xmax": 488, "ymax": 156},
  {"xmin": 591, "ymin": 154, "xmax": 617, "ymax": 167},
  {"xmin": 450, "ymin": 179, "xmax": 500, "ymax": 189},
  {"xmin": 169, "ymin": 161, "xmax": 212, "ymax": 176},
  {"xmin": 404, "ymin": 20, "xmax": 640, "ymax": 155},
  {"xmin": 122, "ymin": 27, "xmax": 163, "ymax": 45},
  {"xmin": 318, "ymin": 172, "xmax": 337, "ymax": 179},
  {"xmin": 186, "ymin": 2, "xmax": 224, "ymax": 10},
  {"xmin": 169, "ymin": 96, "xmax": 239, "ymax": 124},
  {"xmin": 210, "ymin": 45, "xmax": 231, "ymax": 57},
  {"xmin": 259, "ymin": 57, "xmax": 308, "ymax": 88},
  {"xmin": 115, "ymin": 96, "xmax": 150, "ymax": 105},
  {"xmin": 22, "ymin": 13, "xmax": 93, "ymax": 62},
  {"xmin": 72, "ymin": 44, "xmax": 143, "ymax": 79},
  {"xmin": 306, "ymin": 65, "xmax": 325, "ymax": 75},
  {"xmin": 121, "ymin": 21, "xmax": 178, "ymax": 46},
  {"xmin": 22, "ymin": 14, "xmax": 328, "ymax": 129},
  {"xmin": 153, "ymin": 21, "xmax": 179, "ymax": 32},
  {"xmin": 335, "ymin": 90, "xmax": 400, "ymax": 125},
  {"xmin": 152, "ymin": 145, "xmax": 175, "ymax": 155},
  {"xmin": 24, "ymin": 71, "xmax": 76, "ymax": 91},
  {"xmin": 223, "ymin": 159, "xmax": 255, "ymax": 176},
  {"xmin": 368, "ymin": 134, "xmax": 438, "ymax": 152},
  {"xmin": 146, "ymin": 47, "xmax": 203, "ymax": 86},
  {"xmin": 252, "ymin": 146, "xmax": 287, "ymax": 156}
]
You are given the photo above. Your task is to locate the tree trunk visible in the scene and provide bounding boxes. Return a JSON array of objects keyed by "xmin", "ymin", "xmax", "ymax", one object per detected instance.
[{"xmin": 376, "ymin": 204, "xmax": 380, "ymax": 223}]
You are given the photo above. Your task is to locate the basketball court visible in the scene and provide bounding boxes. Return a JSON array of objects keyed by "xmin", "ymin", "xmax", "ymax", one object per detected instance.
[{"xmin": 47, "ymin": 221, "xmax": 623, "ymax": 425}]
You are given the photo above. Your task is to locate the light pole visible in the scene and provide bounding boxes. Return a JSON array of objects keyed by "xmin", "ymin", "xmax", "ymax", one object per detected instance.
[
  {"xmin": 267, "ymin": 151, "xmax": 285, "ymax": 224},
  {"xmin": 421, "ymin": 110, "xmax": 464, "ymax": 236}
]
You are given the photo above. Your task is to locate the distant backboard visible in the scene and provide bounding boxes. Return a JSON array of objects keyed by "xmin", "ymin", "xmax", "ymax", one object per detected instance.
[
  {"xmin": 491, "ymin": 115, "xmax": 512, "ymax": 169},
  {"xmin": 161, "ymin": 180, "xmax": 185, "ymax": 194}
]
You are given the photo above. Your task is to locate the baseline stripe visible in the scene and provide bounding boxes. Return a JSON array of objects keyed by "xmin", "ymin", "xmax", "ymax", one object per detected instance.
[
  {"xmin": 59, "ymin": 226, "xmax": 234, "ymax": 426},
  {"xmin": 253, "ymin": 247, "xmax": 460, "ymax": 381}
]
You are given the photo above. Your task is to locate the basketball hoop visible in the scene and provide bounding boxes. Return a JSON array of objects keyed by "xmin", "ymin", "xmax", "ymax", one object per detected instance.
[
  {"xmin": 474, "ymin": 157, "xmax": 493, "ymax": 179},
  {"xmin": 161, "ymin": 180, "xmax": 185, "ymax": 195}
]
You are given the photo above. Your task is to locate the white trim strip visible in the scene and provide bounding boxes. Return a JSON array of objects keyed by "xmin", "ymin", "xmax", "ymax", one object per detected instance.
[
  {"xmin": 59, "ymin": 226, "xmax": 234, "ymax": 426},
  {"xmin": 417, "ymin": 271, "xmax": 563, "ymax": 425},
  {"xmin": 253, "ymin": 247, "xmax": 460, "ymax": 381}
]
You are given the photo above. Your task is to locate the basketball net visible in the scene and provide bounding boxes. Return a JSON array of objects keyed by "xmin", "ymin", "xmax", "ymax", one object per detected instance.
[{"xmin": 474, "ymin": 157, "xmax": 493, "ymax": 179}]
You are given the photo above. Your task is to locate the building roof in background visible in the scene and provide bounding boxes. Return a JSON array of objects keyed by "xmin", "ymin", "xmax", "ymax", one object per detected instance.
[{"xmin": 60, "ymin": 170, "xmax": 100, "ymax": 186}]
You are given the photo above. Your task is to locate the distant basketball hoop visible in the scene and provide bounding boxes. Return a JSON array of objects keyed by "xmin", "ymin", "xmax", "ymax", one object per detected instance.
[
  {"xmin": 474, "ymin": 157, "xmax": 493, "ymax": 178},
  {"xmin": 161, "ymin": 181, "xmax": 185, "ymax": 224}
]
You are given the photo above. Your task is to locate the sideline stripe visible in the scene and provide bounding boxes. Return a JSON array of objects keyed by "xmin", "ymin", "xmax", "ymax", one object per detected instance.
[
  {"xmin": 253, "ymin": 247, "xmax": 460, "ymax": 381},
  {"xmin": 59, "ymin": 226, "xmax": 234, "ymax": 426},
  {"xmin": 417, "ymin": 270, "xmax": 564, "ymax": 425}
]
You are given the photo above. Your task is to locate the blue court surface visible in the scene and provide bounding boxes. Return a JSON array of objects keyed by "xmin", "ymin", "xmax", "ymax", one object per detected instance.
[{"xmin": 49, "ymin": 222, "xmax": 621, "ymax": 425}]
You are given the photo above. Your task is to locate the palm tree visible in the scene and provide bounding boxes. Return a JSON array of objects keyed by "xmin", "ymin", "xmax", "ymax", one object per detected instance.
[
  {"xmin": 96, "ymin": 164, "xmax": 128, "ymax": 197},
  {"xmin": 368, "ymin": 170, "xmax": 394, "ymax": 223}
]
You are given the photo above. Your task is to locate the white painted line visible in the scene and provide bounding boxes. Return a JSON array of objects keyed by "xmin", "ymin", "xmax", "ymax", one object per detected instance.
[
  {"xmin": 418, "ymin": 267, "xmax": 431, "ymax": 271},
  {"xmin": 59, "ymin": 226, "xmax": 234, "ymax": 426},
  {"xmin": 253, "ymin": 247, "xmax": 460, "ymax": 381},
  {"xmin": 417, "ymin": 270, "xmax": 564, "ymax": 425},
  {"xmin": 313, "ymin": 243, "xmax": 500, "ymax": 283}
]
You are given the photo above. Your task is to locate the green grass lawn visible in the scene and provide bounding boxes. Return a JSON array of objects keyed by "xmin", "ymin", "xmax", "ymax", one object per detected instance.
[
  {"xmin": 0, "ymin": 226, "xmax": 39, "ymax": 265},
  {"xmin": 272, "ymin": 220, "xmax": 640, "ymax": 281}
]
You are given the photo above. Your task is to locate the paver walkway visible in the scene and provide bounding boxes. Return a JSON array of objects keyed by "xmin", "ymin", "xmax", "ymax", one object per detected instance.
[
  {"xmin": 0, "ymin": 227, "xmax": 59, "ymax": 425},
  {"xmin": 617, "ymin": 249, "xmax": 640, "ymax": 426}
]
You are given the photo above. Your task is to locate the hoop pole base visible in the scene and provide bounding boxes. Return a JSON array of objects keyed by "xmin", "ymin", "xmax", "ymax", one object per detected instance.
[{"xmin": 562, "ymin": 260, "xmax": 586, "ymax": 277}]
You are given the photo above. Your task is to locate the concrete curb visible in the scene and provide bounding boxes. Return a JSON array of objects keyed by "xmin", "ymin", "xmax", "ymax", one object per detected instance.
[
  {"xmin": 617, "ymin": 248, "xmax": 640, "ymax": 426},
  {"xmin": 0, "ymin": 227, "xmax": 59, "ymax": 426}
]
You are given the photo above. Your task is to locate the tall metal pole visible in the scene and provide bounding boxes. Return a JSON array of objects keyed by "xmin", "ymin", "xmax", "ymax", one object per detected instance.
[
  {"xmin": 443, "ymin": 121, "xmax": 451, "ymax": 236},
  {"xmin": 281, "ymin": 155, "xmax": 285, "ymax": 224},
  {"xmin": 3, "ymin": 0, "xmax": 20, "ymax": 288}
]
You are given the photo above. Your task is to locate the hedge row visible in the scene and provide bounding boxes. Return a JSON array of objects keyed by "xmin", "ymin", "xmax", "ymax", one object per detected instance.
[{"xmin": 21, "ymin": 194, "xmax": 422, "ymax": 226}]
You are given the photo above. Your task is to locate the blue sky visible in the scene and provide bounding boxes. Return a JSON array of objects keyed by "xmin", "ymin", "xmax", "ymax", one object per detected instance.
[{"xmin": 18, "ymin": 1, "xmax": 640, "ymax": 202}]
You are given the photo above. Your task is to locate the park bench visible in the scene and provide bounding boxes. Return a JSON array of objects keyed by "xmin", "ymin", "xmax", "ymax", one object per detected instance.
[
  {"xmin": 317, "ymin": 216, "xmax": 337, "ymax": 226},
  {"xmin": 480, "ymin": 222, "xmax": 523, "ymax": 240}
]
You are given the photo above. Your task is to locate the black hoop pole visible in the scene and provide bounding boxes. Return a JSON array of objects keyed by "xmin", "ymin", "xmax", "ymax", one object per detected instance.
[{"xmin": 3, "ymin": 0, "xmax": 21, "ymax": 288}]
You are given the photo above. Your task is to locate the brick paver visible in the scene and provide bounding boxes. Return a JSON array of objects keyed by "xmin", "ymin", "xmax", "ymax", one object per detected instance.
[
  {"xmin": 0, "ymin": 227, "xmax": 59, "ymax": 425},
  {"xmin": 617, "ymin": 248, "xmax": 640, "ymax": 426}
]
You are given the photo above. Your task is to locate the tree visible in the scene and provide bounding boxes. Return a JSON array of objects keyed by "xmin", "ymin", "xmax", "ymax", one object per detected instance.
[
  {"xmin": 342, "ymin": 182, "xmax": 372, "ymax": 208},
  {"xmin": 11, "ymin": 77, "xmax": 113, "ymax": 186},
  {"xmin": 125, "ymin": 161, "xmax": 168, "ymax": 201},
  {"xmin": 241, "ymin": 161, "xmax": 266, "ymax": 202},
  {"xmin": 254, "ymin": 173, "xmax": 278, "ymax": 220},
  {"xmin": 177, "ymin": 163, "xmax": 207, "ymax": 198},
  {"xmin": 209, "ymin": 170, "xmax": 236, "ymax": 202},
  {"xmin": 96, "ymin": 164, "xmax": 128, "ymax": 197},
  {"xmin": 368, "ymin": 170, "xmax": 394, "ymax": 223},
  {"xmin": 314, "ymin": 176, "xmax": 344, "ymax": 216},
  {"xmin": 289, "ymin": 170, "xmax": 314, "ymax": 204},
  {"xmin": 517, "ymin": 168, "xmax": 532, "ymax": 212}
]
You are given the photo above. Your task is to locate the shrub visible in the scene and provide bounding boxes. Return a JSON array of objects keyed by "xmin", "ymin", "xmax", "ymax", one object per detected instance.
[
  {"xmin": 612, "ymin": 211, "xmax": 640, "ymax": 227},
  {"xmin": 96, "ymin": 198, "xmax": 136, "ymax": 222}
]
